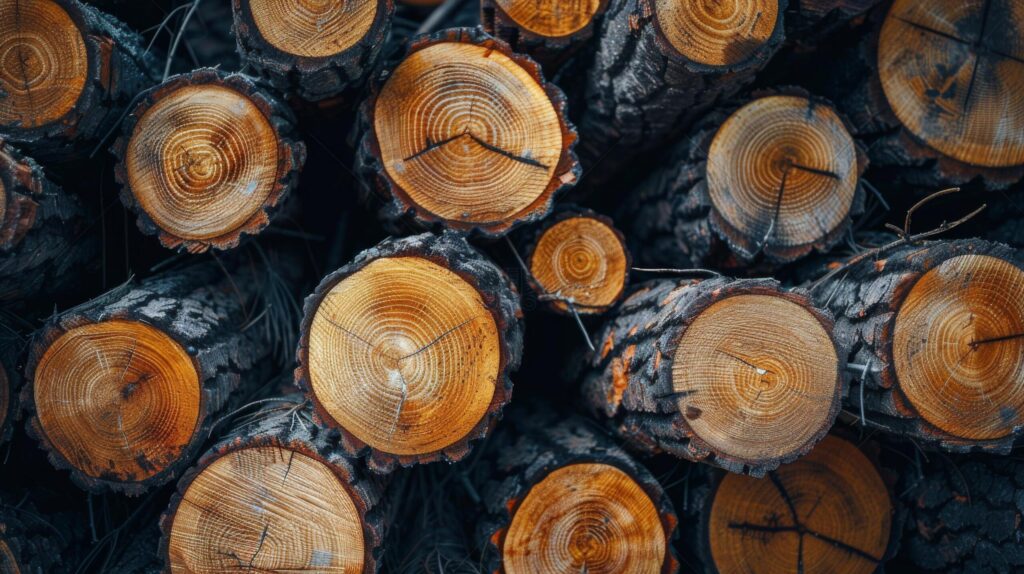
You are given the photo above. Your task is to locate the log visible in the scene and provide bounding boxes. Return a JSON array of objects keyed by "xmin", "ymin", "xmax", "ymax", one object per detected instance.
[
  {"xmin": 582, "ymin": 276, "xmax": 843, "ymax": 475},
  {"xmin": 813, "ymin": 238, "xmax": 1024, "ymax": 453},
  {"xmin": 682, "ymin": 434, "xmax": 898, "ymax": 573},
  {"xmin": 0, "ymin": 139, "xmax": 96, "ymax": 302},
  {"xmin": 0, "ymin": 0, "xmax": 157, "ymax": 160},
  {"xmin": 785, "ymin": 0, "xmax": 883, "ymax": 40},
  {"xmin": 577, "ymin": 0, "xmax": 786, "ymax": 182},
  {"xmin": 231, "ymin": 0, "xmax": 394, "ymax": 102},
  {"xmin": 355, "ymin": 27, "xmax": 580, "ymax": 237},
  {"xmin": 160, "ymin": 394, "xmax": 387, "ymax": 573},
  {"xmin": 474, "ymin": 407, "xmax": 679, "ymax": 573},
  {"xmin": 821, "ymin": 0, "xmax": 1024, "ymax": 190},
  {"xmin": 112, "ymin": 68, "xmax": 306, "ymax": 253},
  {"xmin": 515, "ymin": 205, "xmax": 630, "ymax": 315},
  {"xmin": 0, "ymin": 496, "xmax": 77, "ymax": 573},
  {"xmin": 480, "ymin": 0, "xmax": 609, "ymax": 70},
  {"xmin": 898, "ymin": 454, "xmax": 1024, "ymax": 573},
  {"xmin": 619, "ymin": 90, "xmax": 866, "ymax": 270},
  {"xmin": 22, "ymin": 251, "xmax": 298, "ymax": 494},
  {"xmin": 296, "ymin": 231, "xmax": 523, "ymax": 473}
]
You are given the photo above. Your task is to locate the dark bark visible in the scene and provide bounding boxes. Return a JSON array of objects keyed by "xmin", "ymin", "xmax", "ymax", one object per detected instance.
[
  {"xmin": 784, "ymin": 0, "xmax": 884, "ymax": 40},
  {"xmin": 0, "ymin": 496, "xmax": 78, "ymax": 574}
]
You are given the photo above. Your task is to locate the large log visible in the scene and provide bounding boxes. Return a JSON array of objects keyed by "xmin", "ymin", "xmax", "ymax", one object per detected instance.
[
  {"xmin": 232, "ymin": 0, "xmax": 394, "ymax": 102},
  {"xmin": 474, "ymin": 406, "xmax": 679, "ymax": 573},
  {"xmin": 813, "ymin": 238, "xmax": 1024, "ymax": 453},
  {"xmin": 481, "ymin": 0, "xmax": 609, "ymax": 70},
  {"xmin": 22, "ymin": 251, "xmax": 298, "ymax": 494},
  {"xmin": 577, "ymin": 0, "xmax": 786, "ymax": 182},
  {"xmin": 160, "ymin": 394, "xmax": 387, "ymax": 573},
  {"xmin": 296, "ymin": 232, "xmax": 523, "ymax": 473},
  {"xmin": 0, "ymin": 139, "xmax": 96, "ymax": 302},
  {"xmin": 112, "ymin": 68, "xmax": 306, "ymax": 253},
  {"xmin": 620, "ymin": 90, "xmax": 866, "ymax": 270},
  {"xmin": 582, "ymin": 276, "xmax": 843, "ymax": 475},
  {"xmin": 0, "ymin": 0, "xmax": 157, "ymax": 160},
  {"xmin": 681, "ymin": 434, "xmax": 898, "ymax": 574},
  {"xmin": 355, "ymin": 27, "xmax": 580, "ymax": 237},
  {"xmin": 821, "ymin": 0, "xmax": 1024, "ymax": 190}
]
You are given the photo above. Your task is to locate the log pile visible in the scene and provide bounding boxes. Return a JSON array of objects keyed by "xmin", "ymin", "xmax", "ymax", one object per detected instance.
[{"xmin": 0, "ymin": 0, "xmax": 1020, "ymax": 572}]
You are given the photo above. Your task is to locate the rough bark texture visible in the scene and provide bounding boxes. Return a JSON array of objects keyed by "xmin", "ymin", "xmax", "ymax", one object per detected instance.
[
  {"xmin": 296, "ymin": 231, "xmax": 524, "ymax": 473},
  {"xmin": 480, "ymin": 0, "xmax": 609, "ymax": 70},
  {"xmin": 160, "ymin": 394, "xmax": 389, "ymax": 573},
  {"xmin": 898, "ymin": 455, "xmax": 1024, "ymax": 573},
  {"xmin": 474, "ymin": 405, "xmax": 680, "ymax": 573},
  {"xmin": 0, "ymin": 0, "xmax": 158, "ymax": 160},
  {"xmin": 577, "ymin": 0, "xmax": 787, "ymax": 183},
  {"xmin": 0, "ymin": 497, "xmax": 76, "ymax": 574},
  {"xmin": 784, "ymin": 0, "xmax": 883, "ymax": 40},
  {"xmin": 618, "ymin": 89, "xmax": 866, "ymax": 271},
  {"xmin": 232, "ymin": 0, "xmax": 394, "ymax": 102},
  {"xmin": 813, "ymin": 239, "xmax": 1024, "ymax": 453},
  {"xmin": 0, "ymin": 140, "xmax": 97, "ymax": 303},
  {"xmin": 22, "ymin": 251, "xmax": 298, "ymax": 494},
  {"xmin": 111, "ymin": 68, "xmax": 306, "ymax": 253},
  {"xmin": 582, "ymin": 276, "xmax": 842, "ymax": 475}
]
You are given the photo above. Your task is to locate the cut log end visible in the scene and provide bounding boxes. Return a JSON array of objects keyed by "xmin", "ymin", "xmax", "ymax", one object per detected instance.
[
  {"xmin": 892, "ymin": 253, "xmax": 1024, "ymax": 442},
  {"xmin": 307, "ymin": 256, "xmax": 500, "ymax": 457},
  {"xmin": 528, "ymin": 213, "xmax": 629, "ymax": 314},
  {"xmin": 117, "ymin": 71, "xmax": 301, "ymax": 252},
  {"xmin": 32, "ymin": 319, "xmax": 201, "ymax": 483},
  {"xmin": 651, "ymin": 0, "xmax": 780, "ymax": 66},
  {"xmin": 707, "ymin": 94, "xmax": 861, "ymax": 261},
  {"xmin": 879, "ymin": 0, "xmax": 1024, "ymax": 169},
  {"xmin": 673, "ymin": 293, "xmax": 840, "ymax": 465},
  {"xmin": 707, "ymin": 435, "xmax": 892, "ymax": 574},
  {"xmin": 245, "ymin": 0, "xmax": 379, "ymax": 58},
  {"xmin": 491, "ymin": 0, "xmax": 604, "ymax": 38},
  {"xmin": 166, "ymin": 444, "xmax": 367, "ymax": 572},
  {"xmin": 0, "ymin": 0, "xmax": 88, "ymax": 130},
  {"xmin": 367, "ymin": 30, "xmax": 578, "ymax": 236},
  {"xmin": 503, "ymin": 462, "xmax": 669, "ymax": 574}
]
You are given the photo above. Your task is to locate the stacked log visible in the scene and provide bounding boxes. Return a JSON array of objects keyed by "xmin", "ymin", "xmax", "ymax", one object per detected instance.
[
  {"xmin": 583, "ymin": 276, "xmax": 843, "ymax": 475},
  {"xmin": 112, "ymin": 68, "xmax": 306, "ymax": 253},
  {"xmin": 296, "ymin": 232, "xmax": 523, "ymax": 473},
  {"xmin": 481, "ymin": 0, "xmax": 609, "ymax": 69},
  {"xmin": 0, "ymin": 496, "xmax": 78, "ymax": 573}
]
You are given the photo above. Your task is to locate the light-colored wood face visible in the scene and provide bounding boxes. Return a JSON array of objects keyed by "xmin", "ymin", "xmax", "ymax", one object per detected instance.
[
  {"xmin": 708, "ymin": 95, "xmax": 859, "ymax": 251},
  {"xmin": 494, "ymin": 0, "xmax": 603, "ymax": 37},
  {"xmin": 308, "ymin": 256, "xmax": 500, "ymax": 455},
  {"xmin": 167, "ymin": 445, "xmax": 365, "ymax": 573},
  {"xmin": 672, "ymin": 294, "xmax": 838, "ymax": 463},
  {"xmin": 709, "ymin": 435, "xmax": 892, "ymax": 574},
  {"xmin": 0, "ymin": 0, "xmax": 88, "ymax": 128},
  {"xmin": 374, "ymin": 42, "xmax": 563, "ymax": 228},
  {"xmin": 894, "ymin": 254, "xmax": 1024, "ymax": 440},
  {"xmin": 33, "ymin": 320, "xmax": 200, "ymax": 482},
  {"xmin": 125, "ymin": 84, "xmax": 280, "ymax": 241},
  {"xmin": 247, "ymin": 0, "xmax": 379, "ymax": 58},
  {"xmin": 653, "ymin": 0, "xmax": 778, "ymax": 66},
  {"xmin": 0, "ymin": 178, "xmax": 8, "ymax": 225},
  {"xmin": 879, "ymin": 0, "xmax": 1024, "ymax": 168},
  {"xmin": 530, "ymin": 216, "xmax": 627, "ymax": 313},
  {"xmin": 503, "ymin": 463, "xmax": 667, "ymax": 574}
]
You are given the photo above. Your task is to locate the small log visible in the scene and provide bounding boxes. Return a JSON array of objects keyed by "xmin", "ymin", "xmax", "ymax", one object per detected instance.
[
  {"xmin": 112, "ymin": 69, "xmax": 306, "ymax": 253},
  {"xmin": 823, "ymin": 0, "xmax": 1024, "ymax": 190},
  {"xmin": 620, "ymin": 90, "xmax": 866, "ymax": 270},
  {"xmin": 296, "ymin": 232, "xmax": 524, "ymax": 473},
  {"xmin": 577, "ymin": 0, "xmax": 786, "ymax": 181},
  {"xmin": 0, "ymin": 497, "xmax": 77, "ymax": 573},
  {"xmin": 582, "ymin": 276, "xmax": 843, "ymax": 475},
  {"xmin": 355, "ymin": 27, "xmax": 580, "ymax": 237},
  {"xmin": 898, "ymin": 454, "xmax": 1024, "ymax": 573},
  {"xmin": 161, "ymin": 395, "xmax": 387, "ymax": 573},
  {"xmin": 515, "ymin": 205, "xmax": 630, "ymax": 315},
  {"xmin": 0, "ymin": 139, "xmax": 96, "ymax": 302},
  {"xmin": 813, "ymin": 239, "xmax": 1024, "ymax": 453},
  {"xmin": 481, "ymin": 0, "xmax": 609, "ymax": 69},
  {"xmin": 232, "ymin": 0, "xmax": 394, "ymax": 102},
  {"xmin": 682, "ymin": 434, "xmax": 898, "ymax": 573},
  {"xmin": 475, "ymin": 407, "xmax": 679, "ymax": 573},
  {"xmin": 0, "ymin": 0, "xmax": 157, "ymax": 159},
  {"xmin": 23, "ymin": 252, "xmax": 298, "ymax": 494}
]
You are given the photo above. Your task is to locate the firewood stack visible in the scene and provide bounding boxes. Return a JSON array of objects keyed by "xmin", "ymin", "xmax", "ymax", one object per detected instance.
[{"xmin": 0, "ymin": 0, "xmax": 1020, "ymax": 572}]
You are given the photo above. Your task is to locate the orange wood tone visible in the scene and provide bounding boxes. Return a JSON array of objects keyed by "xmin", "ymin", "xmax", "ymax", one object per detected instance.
[
  {"xmin": 652, "ymin": 0, "xmax": 779, "ymax": 65},
  {"xmin": 493, "ymin": 0, "xmax": 604, "ymax": 37},
  {"xmin": 247, "ymin": 0, "xmax": 379, "ymax": 58}
]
